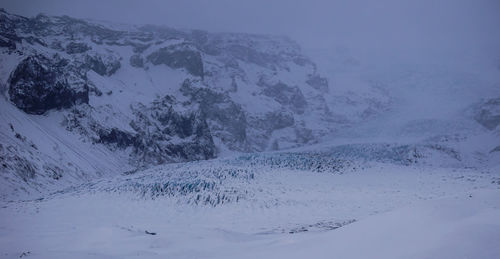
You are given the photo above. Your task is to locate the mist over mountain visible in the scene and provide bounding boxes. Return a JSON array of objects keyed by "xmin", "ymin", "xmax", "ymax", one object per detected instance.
[{"xmin": 1, "ymin": 2, "xmax": 500, "ymax": 258}]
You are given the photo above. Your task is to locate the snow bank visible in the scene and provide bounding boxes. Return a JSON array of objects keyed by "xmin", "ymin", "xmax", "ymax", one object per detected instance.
[{"xmin": 238, "ymin": 190, "xmax": 500, "ymax": 259}]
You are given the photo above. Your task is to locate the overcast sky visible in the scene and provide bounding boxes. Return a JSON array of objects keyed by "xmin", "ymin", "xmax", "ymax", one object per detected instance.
[{"xmin": 3, "ymin": 0, "xmax": 500, "ymax": 62}]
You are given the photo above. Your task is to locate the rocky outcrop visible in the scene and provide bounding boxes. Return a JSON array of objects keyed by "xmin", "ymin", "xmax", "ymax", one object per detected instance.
[
  {"xmin": 250, "ymin": 111, "xmax": 295, "ymax": 133},
  {"xmin": 180, "ymin": 79, "xmax": 248, "ymax": 150},
  {"xmin": 225, "ymin": 44, "xmax": 281, "ymax": 70},
  {"xmin": 129, "ymin": 97, "xmax": 216, "ymax": 164},
  {"xmin": 474, "ymin": 98, "xmax": 500, "ymax": 130},
  {"xmin": 0, "ymin": 35, "xmax": 16, "ymax": 50},
  {"xmin": 129, "ymin": 54, "xmax": 144, "ymax": 68},
  {"xmin": 8, "ymin": 55, "xmax": 89, "ymax": 115},
  {"xmin": 147, "ymin": 43, "xmax": 204, "ymax": 77},
  {"xmin": 0, "ymin": 9, "xmax": 24, "ymax": 51},
  {"xmin": 306, "ymin": 74, "xmax": 329, "ymax": 93},
  {"xmin": 490, "ymin": 146, "xmax": 500, "ymax": 153},
  {"xmin": 63, "ymin": 95, "xmax": 216, "ymax": 165},
  {"xmin": 97, "ymin": 128, "xmax": 137, "ymax": 149},
  {"xmin": 81, "ymin": 54, "xmax": 121, "ymax": 76},
  {"xmin": 65, "ymin": 42, "xmax": 91, "ymax": 54},
  {"xmin": 259, "ymin": 80, "xmax": 307, "ymax": 114}
]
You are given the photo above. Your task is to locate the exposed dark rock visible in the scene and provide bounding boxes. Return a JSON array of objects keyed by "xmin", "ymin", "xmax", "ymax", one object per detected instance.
[
  {"xmin": 251, "ymin": 111, "xmax": 295, "ymax": 132},
  {"xmin": 49, "ymin": 40, "xmax": 64, "ymax": 51},
  {"xmin": 0, "ymin": 144, "xmax": 37, "ymax": 182},
  {"xmin": 88, "ymin": 84, "xmax": 103, "ymax": 96},
  {"xmin": 65, "ymin": 42, "xmax": 91, "ymax": 54},
  {"xmin": 82, "ymin": 54, "xmax": 121, "ymax": 76},
  {"xmin": 247, "ymin": 111, "xmax": 296, "ymax": 151},
  {"xmin": 98, "ymin": 128, "xmax": 137, "ymax": 149},
  {"xmin": 225, "ymin": 44, "xmax": 279, "ymax": 70},
  {"xmin": 43, "ymin": 164, "xmax": 63, "ymax": 180},
  {"xmin": 490, "ymin": 146, "xmax": 500, "ymax": 153},
  {"xmin": 129, "ymin": 96, "xmax": 216, "ymax": 164},
  {"xmin": 0, "ymin": 11, "xmax": 25, "ymax": 50},
  {"xmin": 1, "ymin": 9, "xmax": 336, "ymax": 182},
  {"xmin": 260, "ymin": 80, "xmax": 307, "ymax": 114},
  {"xmin": 424, "ymin": 144, "xmax": 461, "ymax": 161},
  {"xmin": 24, "ymin": 36, "xmax": 47, "ymax": 46},
  {"xmin": 181, "ymin": 79, "xmax": 248, "ymax": 150},
  {"xmin": 474, "ymin": 98, "xmax": 500, "ymax": 130},
  {"xmin": 131, "ymin": 43, "xmax": 151, "ymax": 53},
  {"xmin": 267, "ymin": 112, "xmax": 295, "ymax": 130},
  {"xmin": 191, "ymin": 30, "xmax": 209, "ymax": 46},
  {"xmin": 306, "ymin": 74, "xmax": 329, "ymax": 93},
  {"xmin": 129, "ymin": 54, "xmax": 144, "ymax": 68},
  {"xmin": 147, "ymin": 44, "xmax": 204, "ymax": 77},
  {"xmin": 294, "ymin": 127, "xmax": 314, "ymax": 144},
  {"xmin": 64, "ymin": 98, "xmax": 216, "ymax": 165},
  {"xmin": 293, "ymin": 57, "xmax": 312, "ymax": 66},
  {"xmin": 8, "ymin": 55, "xmax": 89, "ymax": 114},
  {"xmin": 0, "ymin": 36, "xmax": 16, "ymax": 50}
]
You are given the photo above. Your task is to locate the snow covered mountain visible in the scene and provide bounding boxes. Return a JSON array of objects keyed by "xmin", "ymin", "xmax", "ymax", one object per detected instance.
[
  {"xmin": 1, "ymin": 8, "xmax": 500, "ymax": 198},
  {"xmin": 0, "ymin": 9, "xmax": 393, "ymax": 197},
  {"xmin": 1, "ymin": 8, "xmax": 500, "ymax": 259}
]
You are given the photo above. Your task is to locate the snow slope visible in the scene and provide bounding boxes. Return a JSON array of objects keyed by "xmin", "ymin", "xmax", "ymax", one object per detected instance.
[
  {"xmin": 0, "ymin": 163, "xmax": 499, "ymax": 258},
  {"xmin": 237, "ymin": 190, "xmax": 500, "ymax": 259}
]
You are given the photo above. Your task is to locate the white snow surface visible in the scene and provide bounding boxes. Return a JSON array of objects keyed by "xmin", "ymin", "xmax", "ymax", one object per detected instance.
[{"xmin": 1, "ymin": 163, "xmax": 499, "ymax": 258}]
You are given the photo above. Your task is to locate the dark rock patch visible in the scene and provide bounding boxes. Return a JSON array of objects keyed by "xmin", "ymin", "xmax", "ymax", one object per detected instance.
[
  {"xmin": 260, "ymin": 80, "xmax": 307, "ymax": 114},
  {"xmin": 82, "ymin": 54, "xmax": 121, "ymax": 76},
  {"xmin": 0, "ymin": 36, "xmax": 16, "ymax": 50},
  {"xmin": 181, "ymin": 79, "xmax": 248, "ymax": 150},
  {"xmin": 65, "ymin": 42, "xmax": 91, "ymax": 54},
  {"xmin": 306, "ymin": 74, "xmax": 329, "ymax": 93},
  {"xmin": 129, "ymin": 54, "xmax": 144, "ymax": 68},
  {"xmin": 97, "ymin": 128, "xmax": 137, "ymax": 149},
  {"xmin": 129, "ymin": 96, "xmax": 216, "ymax": 165},
  {"xmin": 474, "ymin": 98, "xmax": 500, "ymax": 130},
  {"xmin": 8, "ymin": 55, "xmax": 89, "ymax": 115},
  {"xmin": 147, "ymin": 44, "xmax": 204, "ymax": 78}
]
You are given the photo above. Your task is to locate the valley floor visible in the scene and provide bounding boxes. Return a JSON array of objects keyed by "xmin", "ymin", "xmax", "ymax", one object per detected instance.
[{"xmin": 1, "ymin": 164, "xmax": 499, "ymax": 258}]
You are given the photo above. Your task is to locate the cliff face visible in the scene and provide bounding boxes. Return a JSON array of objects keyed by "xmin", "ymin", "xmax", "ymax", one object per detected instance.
[
  {"xmin": 9, "ymin": 54, "xmax": 89, "ymax": 114},
  {"xmin": 0, "ymin": 9, "xmax": 354, "ymax": 195}
]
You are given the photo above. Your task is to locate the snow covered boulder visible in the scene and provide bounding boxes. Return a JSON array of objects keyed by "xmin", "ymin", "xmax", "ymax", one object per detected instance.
[{"xmin": 8, "ymin": 55, "xmax": 89, "ymax": 115}]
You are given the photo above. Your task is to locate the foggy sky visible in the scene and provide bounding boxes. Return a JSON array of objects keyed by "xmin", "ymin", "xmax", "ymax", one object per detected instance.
[{"xmin": 3, "ymin": 0, "xmax": 500, "ymax": 61}]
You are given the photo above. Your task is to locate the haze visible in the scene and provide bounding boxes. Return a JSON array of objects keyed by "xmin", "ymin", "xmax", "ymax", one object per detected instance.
[
  {"xmin": 4, "ymin": 0, "xmax": 500, "ymax": 60},
  {"xmin": 4, "ymin": 0, "xmax": 500, "ymax": 139}
]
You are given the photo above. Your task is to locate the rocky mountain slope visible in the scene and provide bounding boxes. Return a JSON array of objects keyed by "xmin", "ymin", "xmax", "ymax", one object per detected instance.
[
  {"xmin": 1, "ymin": 9, "xmax": 499, "ymax": 199},
  {"xmin": 0, "ymin": 9, "xmax": 393, "ymax": 197}
]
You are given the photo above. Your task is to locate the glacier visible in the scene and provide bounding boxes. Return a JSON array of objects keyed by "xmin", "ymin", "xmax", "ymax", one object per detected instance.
[{"xmin": 0, "ymin": 8, "xmax": 500, "ymax": 259}]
